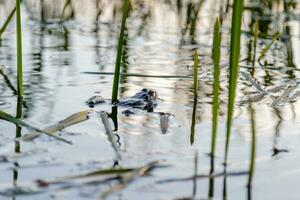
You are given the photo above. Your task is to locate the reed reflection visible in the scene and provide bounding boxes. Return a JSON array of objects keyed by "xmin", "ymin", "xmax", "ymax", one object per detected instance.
[
  {"xmin": 12, "ymin": 97, "xmax": 23, "ymax": 200},
  {"xmin": 247, "ymin": 101, "xmax": 256, "ymax": 200}
]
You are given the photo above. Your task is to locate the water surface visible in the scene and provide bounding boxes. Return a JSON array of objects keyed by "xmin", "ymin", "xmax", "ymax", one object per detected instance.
[{"xmin": 0, "ymin": 0, "xmax": 300, "ymax": 199}]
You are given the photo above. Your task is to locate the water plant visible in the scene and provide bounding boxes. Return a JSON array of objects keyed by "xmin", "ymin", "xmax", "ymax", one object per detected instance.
[
  {"xmin": 190, "ymin": 49, "xmax": 198, "ymax": 144},
  {"xmin": 248, "ymin": 25, "xmax": 257, "ymax": 188},
  {"xmin": 224, "ymin": 0, "xmax": 244, "ymax": 164},
  {"xmin": 208, "ymin": 18, "xmax": 221, "ymax": 198},
  {"xmin": 111, "ymin": 0, "xmax": 130, "ymax": 103},
  {"xmin": 211, "ymin": 17, "xmax": 221, "ymax": 158},
  {"xmin": 16, "ymin": 0, "xmax": 23, "ymax": 97}
]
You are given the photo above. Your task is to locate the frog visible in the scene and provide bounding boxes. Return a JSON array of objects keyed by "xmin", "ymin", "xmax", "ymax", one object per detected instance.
[{"xmin": 86, "ymin": 88, "xmax": 158, "ymax": 114}]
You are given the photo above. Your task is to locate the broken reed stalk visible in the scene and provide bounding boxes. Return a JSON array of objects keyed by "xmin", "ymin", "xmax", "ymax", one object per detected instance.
[
  {"xmin": 111, "ymin": 0, "xmax": 130, "ymax": 103},
  {"xmin": 16, "ymin": 0, "xmax": 23, "ymax": 97},
  {"xmin": 0, "ymin": 110, "xmax": 72, "ymax": 144},
  {"xmin": 224, "ymin": 0, "xmax": 244, "ymax": 164},
  {"xmin": 211, "ymin": 17, "xmax": 221, "ymax": 157}
]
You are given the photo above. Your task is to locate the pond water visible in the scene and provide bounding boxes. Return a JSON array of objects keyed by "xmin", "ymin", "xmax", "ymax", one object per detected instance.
[{"xmin": 0, "ymin": 0, "xmax": 300, "ymax": 199}]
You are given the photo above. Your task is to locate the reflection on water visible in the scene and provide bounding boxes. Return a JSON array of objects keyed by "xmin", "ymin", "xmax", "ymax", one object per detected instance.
[
  {"xmin": 12, "ymin": 97, "xmax": 22, "ymax": 200},
  {"xmin": 0, "ymin": 0, "xmax": 300, "ymax": 199}
]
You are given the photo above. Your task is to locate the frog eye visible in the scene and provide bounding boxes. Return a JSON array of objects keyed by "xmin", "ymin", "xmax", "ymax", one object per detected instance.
[{"xmin": 149, "ymin": 90, "xmax": 157, "ymax": 98}]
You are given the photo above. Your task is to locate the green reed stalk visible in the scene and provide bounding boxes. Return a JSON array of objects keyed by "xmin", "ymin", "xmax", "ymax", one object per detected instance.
[
  {"xmin": 224, "ymin": 0, "xmax": 244, "ymax": 163},
  {"xmin": 111, "ymin": 0, "xmax": 130, "ymax": 103},
  {"xmin": 211, "ymin": 18, "xmax": 221, "ymax": 157},
  {"xmin": 248, "ymin": 23, "xmax": 258, "ymax": 187},
  {"xmin": 16, "ymin": 0, "xmax": 23, "ymax": 97},
  {"xmin": 247, "ymin": 102, "xmax": 256, "ymax": 188},
  {"xmin": 193, "ymin": 49, "xmax": 198, "ymax": 98},
  {"xmin": 0, "ymin": 6, "xmax": 16, "ymax": 39},
  {"xmin": 190, "ymin": 49, "xmax": 199, "ymax": 145}
]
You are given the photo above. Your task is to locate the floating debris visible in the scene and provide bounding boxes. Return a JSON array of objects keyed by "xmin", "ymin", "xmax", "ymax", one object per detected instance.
[
  {"xmin": 271, "ymin": 84, "xmax": 299, "ymax": 107},
  {"xmin": 0, "ymin": 162, "xmax": 161, "ymax": 198},
  {"xmin": 286, "ymin": 91, "xmax": 300, "ymax": 102},
  {"xmin": 99, "ymin": 111, "xmax": 121, "ymax": 160},
  {"xmin": 101, "ymin": 161, "xmax": 159, "ymax": 198},
  {"xmin": 241, "ymin": 71, "xmax": 265, "ymax": 92},
  {"xmin": 0, "ymin": 110, "xmax": 71, "ymax": 144},
  {"xmin": 240, "ymin": 92, "xmax": 268, "ymax": 105},
  {"xmin": 241, "ymin": 72, "xmax": 300, "ymax": 107},
  {"xmin": 20, "ymin": 110, "xmax": 91, "ymax": 142},
  {"xmin": 266, "ymin": 84, "xmax": 286, "ymax": 93},
  {"xmin": 35, "ymin": 167, "xmax": 135, "ymax": 188},
  {"xmin": 160, "ymin": 113, "xmax": 171, "ymax": 134}
]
